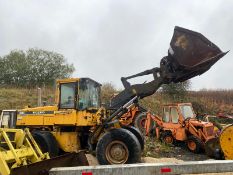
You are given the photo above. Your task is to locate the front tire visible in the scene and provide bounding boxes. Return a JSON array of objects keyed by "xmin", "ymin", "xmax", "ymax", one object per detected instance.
[
  {"xmin": 122, "ymin": 125, "xmax": 144, "ymax": 150},
  {"xmin": 96, "ymin": 128, "xmax": 141, "ymax": 165},
  {"xmin": 186, "ymin": 136, "xmax": 203, "ymax": 153},
  {"xmin": 32, "ymin": 131, "xmax": 59, "ymax": 157},
  {"xmin": 160, "ymin": 131, "xmax": 174, "ymax": 145}
]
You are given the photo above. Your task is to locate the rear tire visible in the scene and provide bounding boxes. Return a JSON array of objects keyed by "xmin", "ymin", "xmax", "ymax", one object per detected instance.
[
  {"xmin": 96, "ymin": 128, "xmax": 141, "ymax": 165},
  {"xmin": 122, "ymin": 125, "xmax": 144, "ymax": 150},
  {"xmin": 134, "ymin": 112, "xmax": 147, "ymax": 133},
  {"xmin": 32, "ymin": 131, "xmax": 59, "ymax": 157},
  {"xmin": 186, "ymin": 136, "xmax": 203, "ymax": 153}
]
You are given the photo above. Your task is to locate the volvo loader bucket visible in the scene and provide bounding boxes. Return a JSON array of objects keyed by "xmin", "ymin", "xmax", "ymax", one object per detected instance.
[
  {"xmin": 160, "ymin": 26, "xmax": 228, "ymax": 83},
  {"xmin": 110, "ymin": 26, "xmax": 228, "ymax": 109},
  {"xmin": 0, "ymin": 128, "xmax": 88, "ymax": 175}
]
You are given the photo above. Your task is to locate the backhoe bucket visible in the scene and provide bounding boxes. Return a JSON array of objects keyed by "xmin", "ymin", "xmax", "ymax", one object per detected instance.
[
  {"xmin": 10, "ymin": 152, "xmax": 89, "ymax": 175},
  {"xmin": 161, "ymin": 26, "xmax": 228, "ymax": 83}
]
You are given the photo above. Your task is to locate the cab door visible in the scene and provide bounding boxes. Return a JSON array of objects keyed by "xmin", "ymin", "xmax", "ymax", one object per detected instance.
[
  {"xmin": 170, "ymin": 107, "xmax": 186, "ymax": 141},
  {"xmin": 169, "ymin": 107, "xmax": 181, "ymax": 129},
  {"xmin": 161, "ymin": 106, "xmax": 171, "ymax": 128},
  {"xmin": 162, "ymin": 107, "xmax": 180, "ymax": 128}
]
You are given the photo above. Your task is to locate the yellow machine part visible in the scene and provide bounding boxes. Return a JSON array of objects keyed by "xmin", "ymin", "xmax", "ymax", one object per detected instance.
[
  {"xmin": 52, "ymin": 132, "xmax": 80, "ymax": 152},
  {"xmin": 17, "ymin": 106, "xmax": 100, "ymax": 127},
  {"xmin": 0, "ymin": 128, "xmax": 49, "ymax": 175},
  {"xmin": 220, "ymin": 124, "xmax": 233, "ymax": 159}
]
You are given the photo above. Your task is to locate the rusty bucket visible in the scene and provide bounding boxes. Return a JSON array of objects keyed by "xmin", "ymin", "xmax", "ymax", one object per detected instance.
[
  {"xmin": 10, "ymin": 152, "xmax": 89, "ymax": 175},
  {"xmin": 161, "ymin": 26, "xmax": 228, "ymax": 83}
]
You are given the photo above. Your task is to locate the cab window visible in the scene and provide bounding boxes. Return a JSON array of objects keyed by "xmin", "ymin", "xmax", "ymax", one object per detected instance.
[
  {"xmin": 60, "ymin": 83, "xmax": 76, "ymax": 109},
  {"xmin": 162, "ymin": 107, "xmax": 170, "ymax": 122},
  {"xmin": 78, "ymin": 79, "xmax": 101, "ymax": 110},
  {"xmin": 179, "ymin": 105, "xmax": 195, "ymax": 119},
  {"xmin": 171, "ymin": 107, "xmax": 179, "ymax": 123}
]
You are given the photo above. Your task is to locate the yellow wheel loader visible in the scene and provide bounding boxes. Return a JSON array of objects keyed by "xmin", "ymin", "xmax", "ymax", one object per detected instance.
[{"xmin": 15, "ymin": 79, "xmax": 143, "ymax": 165}]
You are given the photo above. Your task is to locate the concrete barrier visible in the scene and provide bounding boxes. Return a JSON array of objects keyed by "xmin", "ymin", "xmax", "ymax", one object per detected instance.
[{"xmin": 50, "ymin": 160, "xmax": 233, "ymax": 175}]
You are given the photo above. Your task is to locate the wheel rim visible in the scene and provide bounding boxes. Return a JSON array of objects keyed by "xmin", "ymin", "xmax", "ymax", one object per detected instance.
[
  {"xmin": 164, "ymin": 136, "xmax": 173, "ymax": 144},
  {"xmin": 188, "ymin": 140, "xmax": 197, "ymax": 151},
  {"xmin": 105, "ymin": 140, "xmax": 129, "ymax": 164}
]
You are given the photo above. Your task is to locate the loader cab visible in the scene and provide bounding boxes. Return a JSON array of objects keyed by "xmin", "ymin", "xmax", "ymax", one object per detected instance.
[{"xmin": 58, "ymin": 78, "xmax": 101, "ymax": 111}]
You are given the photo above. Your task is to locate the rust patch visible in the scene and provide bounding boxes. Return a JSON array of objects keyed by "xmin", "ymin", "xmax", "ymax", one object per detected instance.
[{"xmin": 175, "ymin": 35, "xmax": 188, "ymax": 50}]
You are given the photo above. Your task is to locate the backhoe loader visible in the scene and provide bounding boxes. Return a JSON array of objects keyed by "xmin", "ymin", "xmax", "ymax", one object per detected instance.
[
  {"xmin": 143, "ymin": 103, "xmax": 217, "ymax": 153},
  {"xmin": 4, "ymin": 26, "xmax": 227, "ymax": 169}
]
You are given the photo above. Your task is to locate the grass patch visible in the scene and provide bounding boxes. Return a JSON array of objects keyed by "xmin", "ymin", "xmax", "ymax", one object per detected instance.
[
  {"xmin": 0, "ymin": 87, "xmax": 54, "ymax": 110},
  {"xmin": 143, "ymin": 137, "xmax": 173, "ymax": 158}
]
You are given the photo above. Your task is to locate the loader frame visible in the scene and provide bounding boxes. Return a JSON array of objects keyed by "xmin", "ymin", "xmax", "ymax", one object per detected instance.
[{"xmin": 0, "ymin": 128, "xmax": 49, "ymax": 175}]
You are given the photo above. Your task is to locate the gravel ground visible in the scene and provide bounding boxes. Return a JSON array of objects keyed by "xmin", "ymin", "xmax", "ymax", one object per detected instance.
[{"xmin": 85, "ymin": 139, "xmax": 233, "ymax": 174}]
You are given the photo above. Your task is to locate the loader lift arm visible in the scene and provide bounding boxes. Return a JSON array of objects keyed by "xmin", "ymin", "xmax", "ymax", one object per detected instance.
[{"xmin": 110, "ymin": 26, "xmax": 228, "ymax": 109}]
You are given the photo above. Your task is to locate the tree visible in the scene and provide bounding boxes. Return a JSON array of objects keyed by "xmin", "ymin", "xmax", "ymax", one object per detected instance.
[
  {"xmin": 161, "ymin": 80, "xmax": 191, "ymax": 102},
  {"xmin": 0, "ymin": 48, "xmax": 75, "ymax": 87},
  {"xmin": 101, "ymin": 82, "xmax": 117, "ymax": 105}
]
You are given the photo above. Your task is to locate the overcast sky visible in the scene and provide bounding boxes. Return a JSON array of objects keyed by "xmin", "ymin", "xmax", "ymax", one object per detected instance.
[{"xmin": 0, "ymin": 0, "xmax": 232, "ymax": 90}]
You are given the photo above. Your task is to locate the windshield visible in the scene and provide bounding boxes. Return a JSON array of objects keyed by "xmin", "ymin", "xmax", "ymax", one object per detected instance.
[
  {"xmin": 78, "ymin": 79, "xmax": 101, "ymax": 110},
  {"xmin": 179, "ymin": 105, "xmax": 195, "ymax": 119}
]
